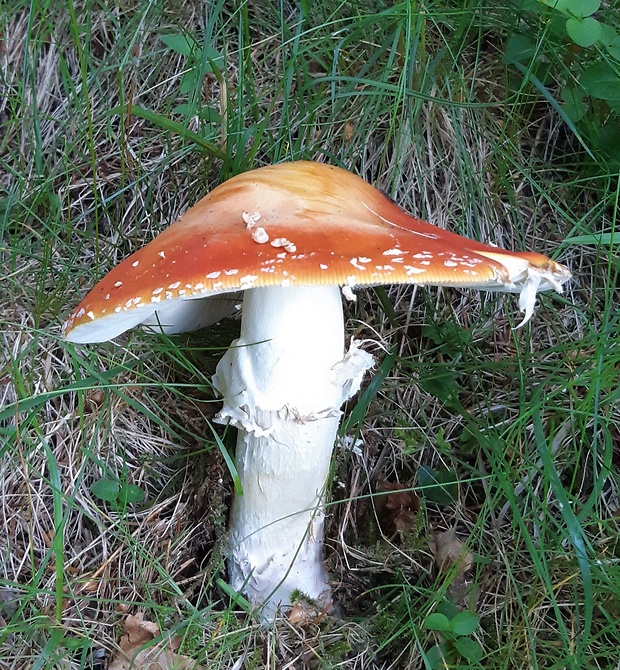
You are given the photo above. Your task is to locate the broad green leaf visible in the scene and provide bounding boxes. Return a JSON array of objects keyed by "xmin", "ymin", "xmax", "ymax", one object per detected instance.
[
  {"xmin": 197, "ymin": 107, "xmax": 223, "ymax": 123},
  {"xmin": 561, "ymin": 86, "xmax": 587, "ymax": 122},
  {"xmin": 202, "ymin": 46, "xmax": 225, "ymax": 74},
  {"xmin": 530, "ymin": 59, "xmax": 553, "ymax": 86},
  {"xmin": 503, "ymin": 35, "xmax": 536, "ymax": 64},
  {"xmin": 160, "ymin": 33, "xmax": 198, "ymax": 56},
  {"xmin": 517, "ymin": 0, "xmax": 543, "ymax": 9},
  {"xmin": 581, "ymin": 63, "xmax": 620, "ymax": 104},
  {"xmin": 593, "ymin": 121, "xmax": 620, "ymax": 165},
  {"xmin": 118, "ymin": 484, "xmax": 145, "ymax": 505},
  {"xmin": 437, "ymin": 600, "xmax": 460, "ymax": 620},
  {"xmin": 91, "ymin": 479, "xmax": 120, "ymax": 502},
  {"xmin": 426, "ymin": 644, "xmax": 452, "ymax": 670},
  {"xmin": 418, "ymin": 465, "xmax": 458, "ymax": 506},
  {"xmin": 424, "ymin": 613, "xmax": 452, "ymax": 632},
  {"xmin": 422, "ymin": 321, "xmax": 472, "ymax": 358},
  {"xmin": 173, "ymin": 102, "xmax": 199, "ymax": 117},
  {"xmin": 453, "ymin": 636, "xmax": 484, "ymax": 662},
  {"xmin": 599, "ymin": 121, "xmax": 620, "ymax": 148},
  {"xmin": 418, "ymin": 370, "xmax": 461, "ymax": 406},
  {"xmin": 599, "ymin": 23, "xmax": 617, "ymax": 47},
  {"xmin": 61, "ymin": 635, "xmax": 92, "ymax": 651},
  {"xmin": 180, "ymin": 69, "xmax": 201, "ymax": 95},
  {"xmin": 173, "ymin": 104, "xmax": 222, "ymax": 124},
  {"xmin": 450, "ymin": 611, "xmax": 479, "ymax": 636},
  {"xmin": 538, "ymin": 0, "xmax": 571, "ymax": 12},
  {"xmin": 565, "ymin": 0, "xmax": 600, "ymax": 18},
  {"xmin": 607, "ymin": 35, "xmax": 620, "ymax": 60},
  {"xmin": 566, "ymin": 17, "xmax": 602, "ymax": 47}
]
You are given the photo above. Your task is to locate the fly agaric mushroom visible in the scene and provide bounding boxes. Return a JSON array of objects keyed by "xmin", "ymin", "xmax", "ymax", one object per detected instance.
[{"xmin": 63, "ymin": 161, "xmax": 571, "ymax": 621}]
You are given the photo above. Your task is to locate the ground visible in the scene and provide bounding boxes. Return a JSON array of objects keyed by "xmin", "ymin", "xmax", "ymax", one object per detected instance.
[{"xmin": 1, "ymin": 1, "xmax": 619, "ymax": 669}]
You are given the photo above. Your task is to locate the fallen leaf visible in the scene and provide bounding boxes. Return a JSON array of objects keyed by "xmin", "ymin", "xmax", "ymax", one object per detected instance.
[
  {"xmin": 108, "ymin": 612, "xmax": 205, "ymax": 670},
  {"xmin": 429, "ymin": 528, "xmax": 475, "ymax": 608},
  {"xmin": 287, "ymin": 598, "xmax": 332, "ymax": 627},
  {"xmin": 375, "ymin": 480, "xmax": 420, "ymax": 540},
  {"xmin": 429, "ymin": 528, "xmax": 473, "ymax": 575},
  {"xmin": 344, "ymin": 121, "xmax": 355, "ymax": 144}
]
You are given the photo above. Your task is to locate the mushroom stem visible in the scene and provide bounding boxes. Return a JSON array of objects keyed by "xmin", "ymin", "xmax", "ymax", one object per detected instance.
[{"xmin": 213, "ymin": 285, "xmax": 373, "ymax": 621}]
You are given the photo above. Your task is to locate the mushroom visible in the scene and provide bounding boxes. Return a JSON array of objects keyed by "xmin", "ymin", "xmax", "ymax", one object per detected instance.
[{"xmin": 63, "ymin": 161, "xmax": 571, "ymax": 621}]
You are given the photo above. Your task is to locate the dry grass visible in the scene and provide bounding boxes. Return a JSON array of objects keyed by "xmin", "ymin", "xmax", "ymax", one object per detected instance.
[{"xmin": 1, "ymin": 1, "xmax": 618, "ymax": 669}]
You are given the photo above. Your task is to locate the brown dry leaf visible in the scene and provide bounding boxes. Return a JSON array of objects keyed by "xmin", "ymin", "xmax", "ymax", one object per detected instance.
[
  {"xmin": 287, "ymin": 600, "xmax": 316, "ymax": 627},
  {"xmin": 287, "ymin": 598, "xmax": 332, "ymax": 627},
  {"xmin": 119, "ymin": 613, "xmax": 160, "ymax": 648},
  {"xmin": 344, "ymin": 121, "xmax": 355, "ymax": 144},
  {"xmin": 429, "ymin": 528, "xmax": 473, "ymax": 574},
  {"xmin": 429, "ymin": 528, "xmax": 475, "ymax": 608},
  {"xmin": 108, "ymin": 612, "xmax": 205, "ymax": 670},
  {"xmin": 375, "ymin": 480, "xmax": 420, "ymax": 540}
]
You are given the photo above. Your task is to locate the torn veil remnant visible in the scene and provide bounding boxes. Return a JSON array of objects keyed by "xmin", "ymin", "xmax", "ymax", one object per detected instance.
[{"xmin": 63, "ymin": 161, "xmax": 571, "ymax": 622}]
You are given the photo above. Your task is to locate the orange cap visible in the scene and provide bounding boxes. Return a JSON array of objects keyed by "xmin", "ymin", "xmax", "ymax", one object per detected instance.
[{"xmin": 63, "ymin": 161, "xmax": 571, "ymax": 342}]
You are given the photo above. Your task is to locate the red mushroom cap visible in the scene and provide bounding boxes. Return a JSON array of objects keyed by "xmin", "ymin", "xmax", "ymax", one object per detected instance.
[{"xmin": 63, "ymin": 161, "xmax": 571, "ymax": 343}]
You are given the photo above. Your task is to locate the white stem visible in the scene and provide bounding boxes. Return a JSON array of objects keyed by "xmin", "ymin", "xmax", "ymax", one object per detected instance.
[{"xmin": 212, "ymin": 286, "xmax": 373, "ymax": 622}]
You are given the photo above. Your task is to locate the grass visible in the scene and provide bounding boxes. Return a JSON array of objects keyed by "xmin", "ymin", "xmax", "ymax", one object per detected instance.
[{"xmin": 1, "ymin": 0, "xmax": 619, "ymax": 668}]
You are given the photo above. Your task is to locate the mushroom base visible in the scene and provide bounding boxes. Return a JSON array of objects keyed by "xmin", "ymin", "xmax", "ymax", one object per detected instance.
[{"xmin": 213, "ymin": 285, "xmax": 373, "ymax": 622}]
